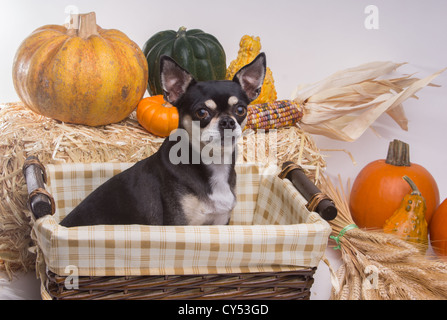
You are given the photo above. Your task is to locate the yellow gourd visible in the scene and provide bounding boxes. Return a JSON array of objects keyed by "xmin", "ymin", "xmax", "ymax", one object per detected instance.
[
  {"xmin": 226, "ymin": 35, "xmax": 277, "ymax": 104},
  {"xmin": 383, "ymin": 175, "xmax": 428, "ymax": 246}
]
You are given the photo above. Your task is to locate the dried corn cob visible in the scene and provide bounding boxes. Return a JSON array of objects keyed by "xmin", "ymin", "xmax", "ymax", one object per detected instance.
[{"xmin": 245, "ymin": 100, "xmax": 303, "ymax": 131}]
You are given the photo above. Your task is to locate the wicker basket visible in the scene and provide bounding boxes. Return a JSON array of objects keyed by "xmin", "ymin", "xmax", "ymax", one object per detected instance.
[
  {"xmin": 45, "ymin": 269, "xmax": 316, "ymax": 300},
  {"xmin": 24, "ymin": 158, "xmax": 332, "ymax": 300}
]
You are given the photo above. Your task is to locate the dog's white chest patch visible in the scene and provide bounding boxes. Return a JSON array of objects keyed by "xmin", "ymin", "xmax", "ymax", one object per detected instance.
[
  {"xmin": 181, "ymin": 164, "xmax": 235, "ymax": 225},
  {"xmin": 208, "ymin": 164, "xmax": 236, "ymax": 215}
]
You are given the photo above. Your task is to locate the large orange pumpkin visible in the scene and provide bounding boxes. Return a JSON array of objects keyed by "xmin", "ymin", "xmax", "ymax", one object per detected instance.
[
  {"xmin": 136, "ymin": 95, "xmax": 178, "ymax": 137},
  {"xmin": 12, "ymin": 12, "xmax": 148, "ymax": 126},
  {"xmin": 430, "ymin": 199, "xmax": 447, "ymax": 260},
  {"xmin": 350, "ymin": 140, "xmax": 439, "ymax": 229}
]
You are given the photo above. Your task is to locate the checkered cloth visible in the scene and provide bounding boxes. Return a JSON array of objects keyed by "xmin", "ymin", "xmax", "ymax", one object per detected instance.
[{"xmin": 32, "ymin": 162, "xmax": 331, "ymax": 277}]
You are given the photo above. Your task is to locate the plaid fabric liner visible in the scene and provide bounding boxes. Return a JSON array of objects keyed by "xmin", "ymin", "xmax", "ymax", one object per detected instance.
[{"xmin": 32, "ymin": 162, "xmax": 331, "ymax": 277}]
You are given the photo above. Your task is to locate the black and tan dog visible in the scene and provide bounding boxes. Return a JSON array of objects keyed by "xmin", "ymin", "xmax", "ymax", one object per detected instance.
[{"xmin": 60, "ymin": 53, "xmax": 266, "ymax": 227}]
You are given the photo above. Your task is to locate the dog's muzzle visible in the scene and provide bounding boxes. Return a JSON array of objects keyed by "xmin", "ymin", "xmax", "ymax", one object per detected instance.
[{"xmin": 219, "ymin": 116, "xmax": 236, "ymax": 130}]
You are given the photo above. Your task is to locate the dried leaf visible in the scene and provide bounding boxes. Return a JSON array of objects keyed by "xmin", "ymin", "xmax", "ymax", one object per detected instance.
[{"xmin": 292, "ymin": 62, "xmax": 446, "ymax": 141}]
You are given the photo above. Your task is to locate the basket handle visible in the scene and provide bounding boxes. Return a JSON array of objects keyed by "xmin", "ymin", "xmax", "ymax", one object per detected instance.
[
  {"xmin": 280, "ymin": 161, "xmax": 337, "ymax": 221},
  {"xmin": 23, "ymin": 156, "xmax": 55, "ymax": 219}
]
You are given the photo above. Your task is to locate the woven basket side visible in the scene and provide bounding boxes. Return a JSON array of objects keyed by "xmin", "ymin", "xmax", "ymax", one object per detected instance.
[{"xmin": 45, "ymin": 268, "xmax": 316, "ymax": 300}]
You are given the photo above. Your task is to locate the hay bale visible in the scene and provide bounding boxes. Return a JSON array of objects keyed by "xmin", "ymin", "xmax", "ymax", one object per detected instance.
[{"xmin": 0, "ymin": 102, "xmax": 325, "ymax": 278}]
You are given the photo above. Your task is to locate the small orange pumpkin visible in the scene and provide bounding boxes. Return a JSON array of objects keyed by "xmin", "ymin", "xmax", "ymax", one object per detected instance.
[
  {"xmin": 136, "ymin": 95, "xmax": 178, "ymax": 137},
  {"xmin": 350, "ymin": 139, "xmax": 439, "ymax": 229},
  {"xmin": 430, "ymin": 199, "xmax": 447, "ymax": 260}
]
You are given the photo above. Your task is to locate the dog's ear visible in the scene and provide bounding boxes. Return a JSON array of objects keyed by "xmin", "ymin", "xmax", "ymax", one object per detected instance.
[
  {"xmin": 160, "ymin": 55, "xmax": 196, "ymax": 105},
  {"xmin": 232, "ymin": 53, "xmax": 266, "ymax": 102}
]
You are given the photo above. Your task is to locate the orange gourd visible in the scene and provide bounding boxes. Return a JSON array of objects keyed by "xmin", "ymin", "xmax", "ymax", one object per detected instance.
[
  {"xmin": 350, "ymin": 140, "xmax": 439, "ymax": 229},
  {"xmin": 12, "ymin": 12, "xmax": 148, "ymax": 126},
  {"xmin": 136, "ymin": 95, "xmax": 178, "ymax": 137},
  {"xmin": 383, "ymin": 176, "xmax": 428, "ymax": 246},
  {"xmin": 430, "ymin": 199, "xmax": 447, "ymax": 260}
]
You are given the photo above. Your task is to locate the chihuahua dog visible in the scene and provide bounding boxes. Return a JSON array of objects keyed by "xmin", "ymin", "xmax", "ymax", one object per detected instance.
[{"xmin": 60, "ymin": 53, "xmax": 266, "ymax": 227}]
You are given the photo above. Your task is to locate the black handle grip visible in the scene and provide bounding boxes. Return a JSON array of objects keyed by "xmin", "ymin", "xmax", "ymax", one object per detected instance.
[
  {"xmin": 23, "ymin": 156, "xmax": 54, "ymax": 219},
  {"xmin": 281, "ymin": 161, "xmax": 337, "ymax": 221}
]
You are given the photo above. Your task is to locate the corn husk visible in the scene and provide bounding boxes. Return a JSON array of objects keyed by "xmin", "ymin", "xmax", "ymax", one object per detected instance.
[
  {"xmin": 320, "ymin": 174, "xmax": 447, "ymax": 300},
  {"xmin": 0, "ymin": 102, "xmax": 325, "ymax": 279},
  {"xmin": 292, "ymin": 62, "xmax": 446, "ymax": 141}
]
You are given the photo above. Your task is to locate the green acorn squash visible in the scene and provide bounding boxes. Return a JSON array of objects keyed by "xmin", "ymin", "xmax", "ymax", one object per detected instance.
[{"xmin": 143, "ymin": 27, "xmax": 226, "ymax": 96}]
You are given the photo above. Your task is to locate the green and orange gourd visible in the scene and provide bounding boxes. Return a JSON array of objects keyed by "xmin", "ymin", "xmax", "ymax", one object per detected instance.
[{"xmin": 383, "ymin": 176, "xmax": 428, "ymax": 246}]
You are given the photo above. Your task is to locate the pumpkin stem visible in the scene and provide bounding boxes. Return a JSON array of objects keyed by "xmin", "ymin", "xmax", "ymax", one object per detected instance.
[
  {"xmin": 68, "ymin": 12, "xmax": 99, "ymax": 39},
  {"xmin": 385, "ymin": 139, "xmax": 410, "ymax": 166},
  {"xmin": 177, "ymin": 26, "xmax": 187, "ymax": 38},
  {"xmin": 403, "ymin": 175, "xmax": 421, "ymax": 196}
]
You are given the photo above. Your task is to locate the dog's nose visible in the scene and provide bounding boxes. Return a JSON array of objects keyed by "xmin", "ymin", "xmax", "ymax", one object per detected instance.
[{"xmin": 219, "ymin": 117, "xmax": 236, "ymax": 130}]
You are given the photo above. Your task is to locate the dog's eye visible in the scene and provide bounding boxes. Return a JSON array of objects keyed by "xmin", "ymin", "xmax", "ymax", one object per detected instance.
[
  {"xmin": 196, "ymin": 108, "xmax": 209, "ymax": 119},
  {"xmin": 235, "ymin": 106, "xmax": 247, "ymax": 117}
]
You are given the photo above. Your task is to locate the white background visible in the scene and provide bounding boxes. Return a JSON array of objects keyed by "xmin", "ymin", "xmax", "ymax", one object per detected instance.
[{"xmin": 1, "ymin": 0, "xmax": 446, "ymax": 300}]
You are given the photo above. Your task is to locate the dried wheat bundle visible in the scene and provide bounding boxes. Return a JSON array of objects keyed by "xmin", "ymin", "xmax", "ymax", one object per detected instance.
[
  {"xmin": 292, "ymin": 62, "xmax": 446, "ymax": 141},
  {"xmin": 320, "ymin": 175, "xmax": 447, "ymax": 300},
  {"xmin": 0, "ymin": 102, "xmax": 325, "ymax": 278}
]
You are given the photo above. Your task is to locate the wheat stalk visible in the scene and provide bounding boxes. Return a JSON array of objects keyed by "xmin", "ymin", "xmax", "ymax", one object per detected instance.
[{"xmin": 320, "ymin": 174, "xmax": 447, "ymax": 300}]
